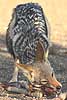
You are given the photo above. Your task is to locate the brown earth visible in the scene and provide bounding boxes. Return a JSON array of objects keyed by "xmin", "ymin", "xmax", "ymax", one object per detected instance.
[
  {"xmin": 0, "ymin": 0, "xmax": 67, "ymax": 47},
  {"xmin": 0, "ymin": 34, "xmax": 67, "ymax": 100},
  {"xmin": 0, "ymin": 0, "xmax": 67, "ymax": 99}
]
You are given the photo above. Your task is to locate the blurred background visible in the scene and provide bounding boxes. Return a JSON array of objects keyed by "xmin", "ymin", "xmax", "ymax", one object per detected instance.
[
  {"xmin": 0, "ymin": 1, "xmax": 67, "ymax": 98},
  {"xmin": 0, "ymin": 0, "xmax": 67, "ymax": 47}
]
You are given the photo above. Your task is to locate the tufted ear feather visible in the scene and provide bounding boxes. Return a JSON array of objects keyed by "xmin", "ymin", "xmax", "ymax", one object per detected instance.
[{"xmin": 35, "ymin": 41, "xmax": 44, "ymax": 62}]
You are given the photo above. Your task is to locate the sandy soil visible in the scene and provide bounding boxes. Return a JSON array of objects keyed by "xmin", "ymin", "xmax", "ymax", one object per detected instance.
[
  {"xmin": 0, "ymin": 1, "xmax": 67, "ymax": 99},
  {"xmin": 0, "ymin": 34, "xmax": 67, "ymax": 100}
]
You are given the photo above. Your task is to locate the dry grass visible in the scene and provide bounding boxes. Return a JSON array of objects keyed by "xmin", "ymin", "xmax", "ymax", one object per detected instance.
[
  {"xmin": 0, "ymin": 0, "xmax": 67, "ymax": 47},
  {"xmin": 0, "ymin": 1, "xmax": 67, "ymax": 100}
]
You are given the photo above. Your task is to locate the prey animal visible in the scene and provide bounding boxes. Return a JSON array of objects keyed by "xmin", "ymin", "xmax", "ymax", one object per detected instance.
[{"xmin": 6, "ymin": 3, "xmax": 62, "ymax": 97}]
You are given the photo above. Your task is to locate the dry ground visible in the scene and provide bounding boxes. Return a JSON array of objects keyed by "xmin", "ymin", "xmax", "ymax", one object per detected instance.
[
  {"xmin": 0, "ymin": 34, "xmax": 67, "ymax": 100},
  {"xmin": 0, "ymin": 0, "xmax": 67, "ymax": 99}
]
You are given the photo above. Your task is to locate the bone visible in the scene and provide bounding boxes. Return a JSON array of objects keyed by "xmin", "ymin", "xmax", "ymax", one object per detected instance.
[{"xmin": 59, "ymin": 92, "xmax": 67, "ymax": 100}]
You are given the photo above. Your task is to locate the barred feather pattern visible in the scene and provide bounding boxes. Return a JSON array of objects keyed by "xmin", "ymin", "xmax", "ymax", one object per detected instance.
[{"xmin": 6, "ymin": 3, "xmax": 49, "ymax": 64}]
